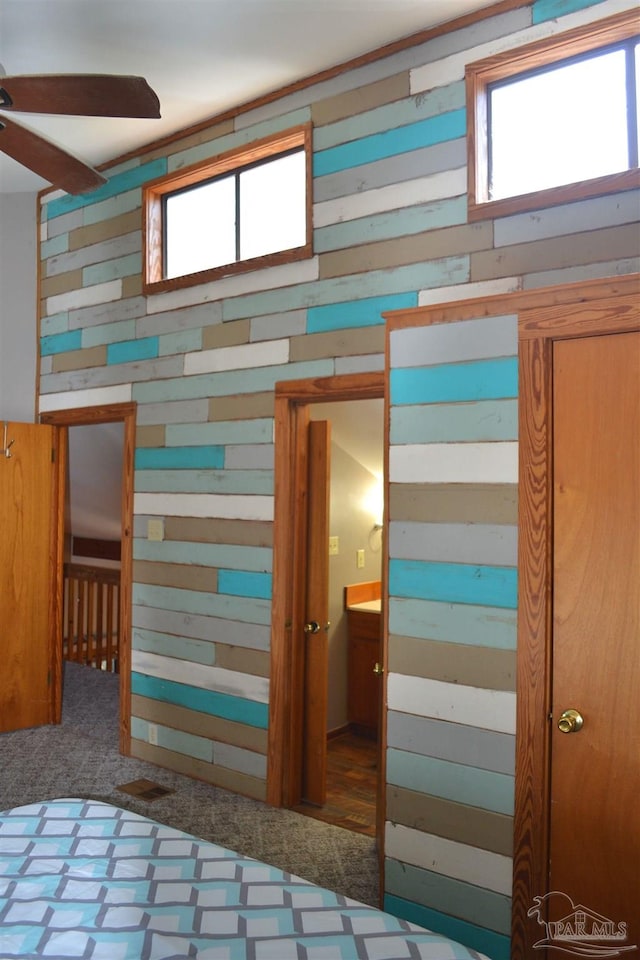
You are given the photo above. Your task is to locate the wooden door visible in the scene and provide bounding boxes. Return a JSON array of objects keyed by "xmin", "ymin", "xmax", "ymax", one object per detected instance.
[
  {"xmin": 547, "ymin": 331, "xmax": 639, "ymax": 946},
  {"xmin": 0, "ymin": 421, "xmax": 61, "ymax": 732},
  {"xmin": 301, "ymin": 419, "xmax": 330, "ymax": 805}
]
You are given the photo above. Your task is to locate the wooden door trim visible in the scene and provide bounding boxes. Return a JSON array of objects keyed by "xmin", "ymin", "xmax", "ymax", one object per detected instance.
[
  {"xmin": 268, "ymin": 372, "xmax": 385, "ymax": 814},
  {"xmin": 512, "ymin": 287, "xmax": 640, "ymax": 958},
  {"xmin": 40, "ymin": 402, "xmax": 136, "ymax": 756}
]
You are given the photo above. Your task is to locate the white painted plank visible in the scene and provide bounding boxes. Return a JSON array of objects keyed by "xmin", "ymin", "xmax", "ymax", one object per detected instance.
[
  {"xmin": 417, "ymin": 276, "xmax": 522, "ymax": 307},
  {"xmin": 390, "ymin": 313, "xmax": 517, "ymax": 367},
  {"xmin": 46, "ymin": 279, "xmax": 122, "ymax": 316},
  {"xmin": 313, "ymin": 169, "xmax": 466, "ymax": 228},
  {"xmin": 146, "ymin": 256, "xmax": 320, "ymax": 315},
  {"xmin": 389, "ymin": 442, "xmax": 518, "ymax": 484},
  {"xmin": 387, "ymin": 672, "xmax": 516, "ymax": 734},
  {"xmin": 131, "ymin": 649, "xmax": 269, "ymax": 703},
  {"xmin": 410, "ymin": 0, "xmax": 634, "ymax": 93},
  {"xmin": 184, "ymin": 338, "xmax": 289, "ymax": 375},
  {"xmin": 133, "ymin": 492, "xmax": 274, "ymax": 521},
  {"xmin": 385, "ymin": 822, "xmax": 512, "ymax": 896},
  {"xmin": 38, "ymin": 383, "xmax": 132, "ymax": 413}
]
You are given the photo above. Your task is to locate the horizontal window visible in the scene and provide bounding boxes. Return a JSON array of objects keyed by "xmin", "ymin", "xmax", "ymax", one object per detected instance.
[
  {"xmin": 466, "ymin": 10, "xmax": 640, "ymax": 220},
  {"xmin": 144, "ymin": 124, "xmax": 312, "ymax": 294}
]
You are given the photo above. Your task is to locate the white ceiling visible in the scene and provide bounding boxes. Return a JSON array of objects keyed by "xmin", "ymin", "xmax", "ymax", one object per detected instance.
[{"xmin": 0, "ymin": 0, "xmax": 495, "ymax": 194}]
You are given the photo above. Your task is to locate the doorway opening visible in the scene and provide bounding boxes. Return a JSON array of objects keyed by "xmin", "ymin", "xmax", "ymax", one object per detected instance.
[
  {"xmin": 41, "ymin": 402, "xmax": 135, "ymax": 755},
  {"xmin": 268, "ymin": 372, "xmax": 385, "ymax": 842}
]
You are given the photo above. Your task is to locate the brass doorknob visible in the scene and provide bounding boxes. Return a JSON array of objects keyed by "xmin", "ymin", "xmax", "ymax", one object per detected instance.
[
  {"xmin": 303, "ymin": 621, "xmax": 320, "ymax": 634},
  {"xmin": 373, "ymin": 662, "xmax": 384, "ymax": 675},
  {"xmin": 557, "ymin": 709, "xmax": 584, "ymax": 734}
]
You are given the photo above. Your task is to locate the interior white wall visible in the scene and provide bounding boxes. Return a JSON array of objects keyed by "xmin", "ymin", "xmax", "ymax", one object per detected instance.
[{"xmin": 0, "ymin": 193, "xmax": 38, "ymax": 422}]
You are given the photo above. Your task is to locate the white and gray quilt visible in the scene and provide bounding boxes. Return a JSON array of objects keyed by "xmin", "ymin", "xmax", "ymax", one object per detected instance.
[{"xmin": 0, "ymin": 799, "xmax": 489, "ymax": 959}]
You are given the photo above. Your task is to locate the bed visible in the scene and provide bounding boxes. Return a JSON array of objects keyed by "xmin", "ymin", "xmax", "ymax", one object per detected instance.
[{"xmin": 0, "ymin": 798, "xmax": 490, "ymax": 959}]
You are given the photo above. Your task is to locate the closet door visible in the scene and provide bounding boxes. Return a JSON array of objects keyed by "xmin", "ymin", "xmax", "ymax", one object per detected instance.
[{"xmin": 0, "ymin": 421, "xmax": 62, "ymax": 732}]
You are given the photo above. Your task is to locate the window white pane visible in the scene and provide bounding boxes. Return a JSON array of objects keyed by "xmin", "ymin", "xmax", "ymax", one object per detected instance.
[
  {"xmin": 490, "ymin": 50, "xmax": 629, "ymax": 200},
  {"xmin": 165, "ymin": 176, "xmax": 236, "ymax": 279},
  {"xmin": 239, "ymin": 151, "xmax": 306, "ymax": 261}
]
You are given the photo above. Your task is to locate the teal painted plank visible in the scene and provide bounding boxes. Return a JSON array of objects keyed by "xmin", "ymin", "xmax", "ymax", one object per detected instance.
[
  {"xmin": 307, "ymin": 292, "xmax": 417, "ymax": 334},
  {"xmin": 388, "ymin": 597, "xmax": 516, "ymax": 649},
  {"xmin": 314, "ymin": 82, "xmax": 466, "ymax": 151},
  {"xmin": 133, "ymin": 539, "xmax": 272, "ymax": 572},
  {"xmin": 389, "ymin": 558, "xmax": 517, "ymax": 610},
  {"xmin": 314, "ymin": 196, "xmax": 467, "ymax": 254},
  {"xmin": 46, "ymin": 157, "xmax": 168, "ymax": 219},
  {"xmin": 135, "ymin": 446, "xmax": 225, "ymax": 470},
  {"xmin": 132, "ymin": 626, "xmax": 216, "ymax": 666},
  {"xmin": 314, "ymin": 109, "xmax": 466, "ymax": 176},
  {"xmin": 385, "ymin": 858, "xmax": 511, "ymax": 935},
  {"xmin": 41, "ymin": 312, "xmax": 69, "ymax": 336},
  {"xmin": 107, "ymin": 336, "xmax": 159, "ymax": 365},
  {"xmin": 386, "ymin": 747, "xmax": 515, "ymax": 815},
  {"xmin": 131, "ymin": 716, "xmax": 212, "ymax": 762},
  {"xmin": 223, "ymin": 258, "xmax": 467, "ymax": 322},
  {"xmin": 159, "ymin": 328, "xmax": 202, "ymax": 356},
  {"xmin": 384, "ymin": 893, "xmax": 511, "ymax": 960},
  {"xmin": 533, "ymin": 0, "xmax": 603, "ymax": 23},
  {"xmin": 134, "ymin": 468, "xmax": 273, "ymax": 495},
  {"xmin": 132, "ymin": 582, "xmax": 272, "ymax": 625},
  {"xmin": 166, "ymin": 418, "xmax": 273, "ymax": 446},
  {"xmin": 391, "ymin": 357, "xmax": 518, "ymax": 405},
  {"xmin": 390, "ymin": 399, "xmax": 518, "ymax": 444},
  {"xmin": 82, "ymin": 319, "xmax": 136, "ymax": 348},
  {"xmin": 40, "ymin": 329, "xmax": 82, "ymax": 356},
  {"xmin": 41, "ymin": 233, "xmax": 69, "ymax": 259},
  {"xmin": 83, "ymin": 252, "xmax": 141, "ymax": 286},
  {"xmin": 218, "ymin": 569, "xmax": 272, "ymax": 600},
  {"xmin": 131, "ymin": 671, "xmax": 269, "ymax": 728},
  {"xmin": 133, "ymin": 359, "xmax": 333, "ymax": 404}
]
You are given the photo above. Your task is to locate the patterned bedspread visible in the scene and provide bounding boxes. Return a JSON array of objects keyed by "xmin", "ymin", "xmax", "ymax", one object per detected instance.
[{"xmin": 0, "ymin": 799, "xmax": 489, "ymax": 959}]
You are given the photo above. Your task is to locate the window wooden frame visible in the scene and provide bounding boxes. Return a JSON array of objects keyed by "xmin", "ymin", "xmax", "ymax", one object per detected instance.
[
  {"xmin": 143, "ymin": 123, "xmax": 313, "ymax": 295},
  {"xmin": 466, "ymin": 9, "xmax": 640, "ymax": 222}
]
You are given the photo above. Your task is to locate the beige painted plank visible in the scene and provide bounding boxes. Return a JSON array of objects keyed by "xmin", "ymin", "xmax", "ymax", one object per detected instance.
[
  {"xmin": 130, "ymin": 739, "xmax": 267, "ymax": 801},
  {"xmin": 388, "ymin": 634, "xmax": 516, "ymax": 691},
  {"xmin": 134, "ymin": 492, "xmax": 273, "ymax": 521},
  {"xmin": 202, "ymin": 318, "xmax": 252, "ymax": 350},
  {"xmin": 389, "ymin": 482, "xmax": 518, "ymax": 525},
  {"xmin": 136, "ymin": 425, "xmax": 166, "ymax": 447},
  {"xmin": 133, "ymin": 559, "xmax": 218, "ymax": 593},
  {"xmin": 209, "ymin": 392, "xmax": 275, "ymax": 422},
  {"xmin": 40, "ymin": 268, "xmax": 84, "ymax": 299},
  {"xmin": 215, "ymin": 643, "xmax": 270, "ymax": 678},
  {"xmin": 163, "ymin": 516, "xmax": 273, "ymax": 547},
  {"xmin": 122, "ymin": 275, "xmax": 143, "ymax": 298},
  {"xmin": 311, "ymin": 72, "xmax": 409, "ymax": 126},
  {"xmin": 69, "ymin": 209, "xmax": 142, "ymax": 251},
  {"xmin": 387, "ymin": 784, "xmax": 513, "ymax": 857},
  {"xmin": 319, "ymin": 222, "xmax": 492, "ymax": 280},
  {"xmin": 131, "ymin": 694, "xmax": 268, "ymax": 753},
  {"xmin": 51, "ymin": 345, "xmax": 107, "ymax": 373},
  {"xmin": 290, "ymin": 326, "xmax": 385, "ymax": 361},
  {"xmin": 471, "ymin": 223, "xmax": 640, "ymax": 282}
]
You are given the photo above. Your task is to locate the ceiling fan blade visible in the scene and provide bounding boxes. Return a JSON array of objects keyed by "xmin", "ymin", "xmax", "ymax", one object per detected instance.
[
  {"xmin": 0, "ymin": 74, "xmax": 160, "ymax": 118},
  {"xmin": 0, "ymin": 115, "xmax": 106, "ymax": 194}
]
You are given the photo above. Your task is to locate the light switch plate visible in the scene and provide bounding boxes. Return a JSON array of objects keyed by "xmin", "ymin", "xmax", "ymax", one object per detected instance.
[{"xmin": 147, "ymin": 518, "xmax": 164, "ymax": 541}]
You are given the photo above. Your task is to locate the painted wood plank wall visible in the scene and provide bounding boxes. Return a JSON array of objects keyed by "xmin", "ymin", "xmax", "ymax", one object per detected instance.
[{"xmin": 36, "ymin": 0, "xmax": 639, "ymax": 956}]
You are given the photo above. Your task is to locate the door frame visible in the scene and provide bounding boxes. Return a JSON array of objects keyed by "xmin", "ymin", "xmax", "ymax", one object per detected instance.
[
  {"xmin": 512, "ymin": 283, "xmax": 640, "ymax": 957},
  {"xmin": 268, "ymin": 371, "xmax": 386, "ymax": 832},
  {"xmin": 40, "ymin": 401, "xmax": 136, "ymax": 756}
]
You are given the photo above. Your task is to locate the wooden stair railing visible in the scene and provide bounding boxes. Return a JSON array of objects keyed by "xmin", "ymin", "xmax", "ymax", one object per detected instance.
[{"xmin": 63, "ymin": 562, "xmax": 120, "ymax": 672}]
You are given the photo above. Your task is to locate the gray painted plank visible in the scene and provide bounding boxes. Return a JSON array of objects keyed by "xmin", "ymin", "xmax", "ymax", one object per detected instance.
[
  {"xmin": 387, "ymin": 709, "xmax": 515, "ymax": 774},
  {"xmin": 390, "ymin": 312, "xmax": 517, "ymax": 368},
  {"xmin": 389, "ymin": 520, "xmax": 518, "ymax": 566}
]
